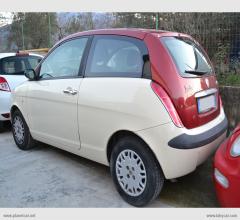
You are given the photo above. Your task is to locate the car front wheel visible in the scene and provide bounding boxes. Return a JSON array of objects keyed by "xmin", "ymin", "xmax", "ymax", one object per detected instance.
[
  {"xmin": 12, "ymin": 109, "xmax": 36, "ymax": 150},
  {"xmin": 110, "ymin": 136, "xmax": 164, "ymax": 207}
]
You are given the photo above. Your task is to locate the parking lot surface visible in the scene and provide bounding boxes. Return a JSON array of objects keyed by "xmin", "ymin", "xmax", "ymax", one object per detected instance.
[{"xmin": 0, "ymin": 124, "xmax": 219, "ymax": 207}]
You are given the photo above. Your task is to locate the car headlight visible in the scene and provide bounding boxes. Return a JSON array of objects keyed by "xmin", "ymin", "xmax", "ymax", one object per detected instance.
[
  {"xmin": 214, "ymin": 168, "xmax": 229, "ymax": 188},
  {"xmin": 230, "ymin": 136, "xmax": 240, "ymax": 157}
]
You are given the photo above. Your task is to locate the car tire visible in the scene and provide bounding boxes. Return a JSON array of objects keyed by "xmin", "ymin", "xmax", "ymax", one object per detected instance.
[
  {"xmin": 12, "ymin": 109, "xmax": 36, "ymax": 150},
  {"xmin": 110, "ymin": 136, "xmax": 164, "ymax": 207}
]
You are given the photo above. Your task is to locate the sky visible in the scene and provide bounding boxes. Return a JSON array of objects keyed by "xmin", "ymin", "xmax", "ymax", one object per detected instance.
[{"xmin": 0, "ymin": 12, "xmax": 13, "ymax": 27}]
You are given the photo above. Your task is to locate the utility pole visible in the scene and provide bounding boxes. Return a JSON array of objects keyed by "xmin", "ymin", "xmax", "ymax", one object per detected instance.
[
  {"xmin": 48, "ymin": 13, "xmax": 51, "ymax": 48},
  {"xmin": 21, "ymin": 22, "xmax": 25, "ymax": 50},
  {"xmin": 21, "ymin": 13, "xmax": 25, "ymax": 50},
  {"xmin": 155, "ymin": 13, "xmax": 159, "ymax": 30}
]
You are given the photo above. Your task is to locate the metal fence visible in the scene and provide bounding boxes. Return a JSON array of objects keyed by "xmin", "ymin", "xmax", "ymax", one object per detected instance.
[
  {"xmin": 155, "ymin": 13, "xmax": 240, "ymax": 76},
  {"xmin": 114, "ymin": 13, "xmax": 240, "ymax": 76},
  {"xmin": 0, "ymin": 12, "xmax": 240, "ymax": 78}
]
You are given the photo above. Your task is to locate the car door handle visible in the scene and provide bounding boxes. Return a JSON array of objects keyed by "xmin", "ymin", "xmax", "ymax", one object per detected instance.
[{"xmin": 63, "ymin": 88, "xmax": 78, "ymax": 95}]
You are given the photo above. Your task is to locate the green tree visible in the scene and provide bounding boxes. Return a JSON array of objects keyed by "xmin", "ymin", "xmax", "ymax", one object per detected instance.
[
  {"xmin": 9, "ymin": 12, "xmax": 57, "ymax": 50},
  {"xmin": 57, "ymin": 12, "xmax": 95, "ymax": 39},
  {"xmin": 113, "ymin": 12, "xmax": 156, "ymax": 28}
]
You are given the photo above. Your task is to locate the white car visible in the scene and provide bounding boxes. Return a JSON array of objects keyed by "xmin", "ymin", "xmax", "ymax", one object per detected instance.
[
  {"xmin": 11, "ymin": 29, "xmax": 228, "ymax": 206},
  {"xmin": 0, "ymin": 52, "xmax": 42, "ymax": 131}
]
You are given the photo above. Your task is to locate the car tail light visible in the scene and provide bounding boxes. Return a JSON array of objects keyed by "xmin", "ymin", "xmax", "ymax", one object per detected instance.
[
  {"xmin": 16, "ymin": 51, "xmax": 29, "ymax": 56},
  {"xmin": 0, "ymin": 77, "xmax": 11, "ymax": 92},
  {"xmin": 151, "ymin": 81, "xmax": 183, "ymax": 128},
  {"xmin": 1, "ymin": 113, "xmax": 10, "ymax": 118}
]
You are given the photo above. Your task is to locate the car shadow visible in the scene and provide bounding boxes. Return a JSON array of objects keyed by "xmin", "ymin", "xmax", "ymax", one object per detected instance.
[
  {"xmin": 35, "ymin": 142, "xmax": 219, "ymax": 207},
  {"xmin": 158, "ymin": 156, "xmax": 219, "ymax": 207},
  {"xmin": 1, "ymin": 121, "xmax": 12, "ymax": 133}
]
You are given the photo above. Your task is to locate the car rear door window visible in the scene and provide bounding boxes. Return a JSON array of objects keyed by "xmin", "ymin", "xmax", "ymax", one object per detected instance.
[
  {"xmin": 85, "ymin": 35, "xmax": 149, "ymax": 78},
  {"xmin": 0, "ymin": 56, "xmax": 41, "ymax": 75},
  {"xmin": 161, "ymin": 37, "xmax": 213, "ymax": 77},
  {"xmin": 39, "ymin": 37, "xmax": 88, "ymax": 79}
]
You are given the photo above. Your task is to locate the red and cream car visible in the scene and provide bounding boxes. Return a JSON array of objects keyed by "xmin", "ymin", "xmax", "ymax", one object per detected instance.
[{"xmin": 11, "ymin": 29, "xmax": 227, "ymax": 206}]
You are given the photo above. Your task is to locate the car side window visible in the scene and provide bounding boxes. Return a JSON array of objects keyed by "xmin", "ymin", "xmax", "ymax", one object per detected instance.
[
  {"xmin": 0, "ymin": 56, "xmax": 41, "ymax": 75},
  {"xmin": 39, "ymin": 37, "xmax": 88, "ymax": 79},
  {"xmin": 85, "ymin": 35, "xmax": 149, "ymax": 78}
]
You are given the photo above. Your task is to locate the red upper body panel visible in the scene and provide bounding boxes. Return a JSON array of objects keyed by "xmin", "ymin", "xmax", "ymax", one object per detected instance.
[{"xmin": 144, "ymin": 33, "xmax": 220, "ymax": 129}]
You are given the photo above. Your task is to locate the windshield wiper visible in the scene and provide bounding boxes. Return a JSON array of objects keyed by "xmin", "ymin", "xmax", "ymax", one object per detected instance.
[{"xmin": 184, "ymin": 70, "xmax": 208, "ymax": 76}]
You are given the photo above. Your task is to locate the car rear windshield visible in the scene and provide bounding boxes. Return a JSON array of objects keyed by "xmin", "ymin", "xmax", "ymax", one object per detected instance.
[
  {"xmin": 0, "ymin": 55, "xmax": 42, "ymax": 75},
  {"xmin": 161, "ymin": 37, "xmax": 213, "ymax": 77}
]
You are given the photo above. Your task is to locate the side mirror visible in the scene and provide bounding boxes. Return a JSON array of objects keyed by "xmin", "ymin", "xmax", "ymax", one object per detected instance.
[{"xmin": 24, "ymin": 69, "xmax": 37, "ymax": 80}]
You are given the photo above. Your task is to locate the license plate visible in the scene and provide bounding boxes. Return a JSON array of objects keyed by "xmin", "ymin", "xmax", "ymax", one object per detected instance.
[{"xmin": 197, "ymin": 94, "xmax": 217, "ymax": 113}]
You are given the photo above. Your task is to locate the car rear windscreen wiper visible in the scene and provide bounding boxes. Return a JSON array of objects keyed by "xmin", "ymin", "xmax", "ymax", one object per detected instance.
[{"xmin": 184, "ymin": 70, "xmax": 208, "ymax": 76}]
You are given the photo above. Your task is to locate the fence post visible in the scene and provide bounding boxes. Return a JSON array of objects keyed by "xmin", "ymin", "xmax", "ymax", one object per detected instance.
[
  {"xmin": 155, "ymin": 13, "xmax": 159, "ymax": 30},
  {"xmin": 48, "ymin": 13, "xmax": 51, "ymax": 48},
  {"xmin": 21, "ymin": 14, "xmax": 25, "ymax": 50}
]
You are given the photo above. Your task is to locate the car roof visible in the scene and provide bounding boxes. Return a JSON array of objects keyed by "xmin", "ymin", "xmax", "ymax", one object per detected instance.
[
  {"xmin": 0, "ymin": 53, "xmax": 16, "ymax": 59},
  {"xmin": 0, "ymin": 53, "xmax": 43, "ymax": 59},
  {"xmin": 68, "ymin": 28, "xmax": 168, "ymax": 39},
  {"xmin": 56, "ymin": 28, "xmax": 193, "ymax": 48}
]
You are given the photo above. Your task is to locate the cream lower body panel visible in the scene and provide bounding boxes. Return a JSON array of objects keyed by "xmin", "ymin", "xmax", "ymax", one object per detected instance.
[
  {"xmin": 136, "ymin": 121, "xmax": 227, "ymax": 180},
  {"xmin": 31, "ymin": 130, "xmax": 109, "ymax": 166}
]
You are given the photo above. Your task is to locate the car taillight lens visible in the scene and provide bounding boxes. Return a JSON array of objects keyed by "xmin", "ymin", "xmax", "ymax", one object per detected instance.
[
  {"xmin": 0, "ymin": 77, "xmax": 11, "ymax": 92},
  {"xmin": 16, "ymin": 52, "xmax": 29, "ymax": 56},
  {"xmin": 1, "ymin": 113, "xmax": 10, "ymax": 118},
  {"xmin": 151, "ymin": 81, "xmax": 183, "ymax": 128}
]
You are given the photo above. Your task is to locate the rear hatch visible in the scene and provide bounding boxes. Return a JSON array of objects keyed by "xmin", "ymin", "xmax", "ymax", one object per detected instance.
[
  {"xmin": 160, "ymin": 36, "xmax": 220, "ymax": 129},
  {"xmin": 0, "ymin": 54, "xmax": 42, "ymax": 90}
]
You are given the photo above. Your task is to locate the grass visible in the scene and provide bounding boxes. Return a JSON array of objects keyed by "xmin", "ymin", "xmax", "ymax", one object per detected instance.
[{"xmin": 217, "ymin": 73, "xmax": 240, "ymax": 86}]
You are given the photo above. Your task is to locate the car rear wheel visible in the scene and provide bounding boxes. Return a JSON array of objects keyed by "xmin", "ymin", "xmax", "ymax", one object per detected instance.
[
  {"xmin": 12, "ymin": 109, "xmax": 36, "ymax": 150},
  {"xmin": 110, "ymin": 136, "xmax": 164, "ymax": 207}
]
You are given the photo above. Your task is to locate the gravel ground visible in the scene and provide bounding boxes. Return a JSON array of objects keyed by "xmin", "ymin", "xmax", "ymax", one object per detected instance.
[{"xmin": 0, "ymin": 123, "xmax": 219, "ymax": 207}]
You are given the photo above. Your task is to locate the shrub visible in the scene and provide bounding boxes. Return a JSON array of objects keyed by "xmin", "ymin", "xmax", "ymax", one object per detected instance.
[{"xmin": 217, "ymin": 73, "xmax": 240, "ymax": 86}]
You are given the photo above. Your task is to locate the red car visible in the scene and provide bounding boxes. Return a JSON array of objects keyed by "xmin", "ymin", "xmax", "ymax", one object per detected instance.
[{"xmin": 214, "ymin": 124, "xmax": 240, "ymax": 207}]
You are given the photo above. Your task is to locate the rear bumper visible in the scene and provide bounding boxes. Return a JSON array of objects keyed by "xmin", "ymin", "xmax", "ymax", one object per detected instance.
[
  {"xmin": 0, "ymin": 91, "xmax": 12, "ymax": 121},
  {"xmin": 168, "ymin": 117, "xmax": 228, "ymax": 149},
  {"xmin": 136, "ymin": 107, "xmax": 227, "ymax": 179}
]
